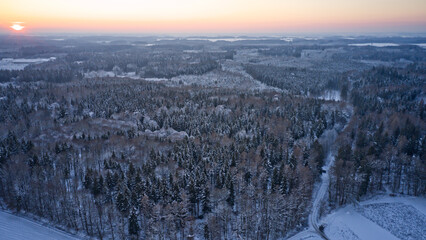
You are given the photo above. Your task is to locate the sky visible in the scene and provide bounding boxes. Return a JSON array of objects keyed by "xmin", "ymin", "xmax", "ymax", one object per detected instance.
[{"xmin": 1, "ymin": 0, "xmax": 426, "ymax": 35}]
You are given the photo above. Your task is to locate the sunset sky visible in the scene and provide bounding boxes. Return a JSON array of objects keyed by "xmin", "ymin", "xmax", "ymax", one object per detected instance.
[{"xmin": 1, "ymin": 0, "xmax": 426, "ymax": 34}]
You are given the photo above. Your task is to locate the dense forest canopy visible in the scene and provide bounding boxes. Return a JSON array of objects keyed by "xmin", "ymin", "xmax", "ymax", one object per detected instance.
[{"xmin": 0, "ymin": 36, "xmax": 424, "ymax": 239}]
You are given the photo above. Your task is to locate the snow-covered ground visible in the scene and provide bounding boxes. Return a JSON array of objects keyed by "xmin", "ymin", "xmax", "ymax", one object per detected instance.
[
  {"xmin": 169, "ymin": 69, "xmax": 278, "ymax": 91},
  {"xmin": 308, "ymin": 90, "xmax": 342, "ymax": 101},
  {"xmin": 414, "ymin": 43, "xmax": 426, "ymax": 48},
  {"xmin": 0, "ymin": 210, "xmax": 81, "ymax": 240},
  {"xmin": 348, "ymin": 42, "xmax": 426, "ymax": 49},
  {"xmin": 317, "ymin": 90, "xmax": 341, "ymax": 101},
  {"xmin": 322, "ymin": 195, "xmax": 426, "ymax": 240},
  {"xmin": 185, "ymin": 37, "xmax": 272, "ymax": 42},
  {"xmin": 288, "ymin": 194, "xmax": 426, "ymax": 240},
  {"xmin": 0, "ymin": 57, "xmax": 56, "ymax": 70},
  {"xmin": 348, "ymin": 43, "xmax": 400, "ymax": 47}
]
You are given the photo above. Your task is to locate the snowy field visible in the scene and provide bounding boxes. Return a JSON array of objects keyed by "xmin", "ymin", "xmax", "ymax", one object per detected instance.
[
  {"xmin": 322, "ymin": 195, "xmax": 426, "ymax": 240},
  {"xmin": 0, "ymin": 211, "xmax": 80, "ymax": 240},
  {"xmin": 348, "ymin": 43, "xmax": 426, "ymax": 48},
  {"xmin": 0, "ymin": 57, "xmax": 56, "ymax": 70},
  {"xmin": 348, "ymin": 43, "xmax": 400, "ymax": 47},
  {"xmin": 288, "ymin": 194, "xmax": 426, "ymax": 240}
]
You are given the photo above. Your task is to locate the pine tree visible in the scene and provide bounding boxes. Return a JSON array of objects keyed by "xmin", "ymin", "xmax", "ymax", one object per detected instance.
[
  {"xmin": 280, "ymin": 176, "xmax": 288, "ymax": 195},
  {"xmin": 55, "ymin": 143, "xmax": 61, "ymax": 154},
  {"xmin": 106, "ymin": 171, "xmax": 116, "ymax": 191},
  {"xmin": 128, "ymin": 211, "xmax": 140, "ymax": 237},
  {"xmin": 226, "ymin": 181, "xmax": 235, "ymax": 208},
  {"xmin": 92, "ymin": 175, "xmax": 104, "ymax": 196},
  {"xmin": 188, "ymin": 180, "xmax": 197, "ymax": 216},
  {"xmin": 271, "ymin": 168, "xmax": 280, "ymax": 193},
  {"xmin": 116, "ymin": 191, "xmax": 130, "ymax": 216},
  {"xmin": 172, "ymin": 183, "xmax": 182, "ymax": 202},
  {"xmin": 84, "ymin": 168, "xmax": 93, "ymax": 190},
  {"xmin": 313, "ymin": 140, "xmax": 324, "ymax": 173},
  {"xmin": 230, "ymin": 155, "xmax": 236, "ymax": 167},
  {"xmin": 92, "ymin": 177, "xmax": 99, "ymax": 196},
  {"xmin": 23, "ymin": 140, "xmax": 33, "ymax": 153},
  {"xmin": 202, "ymin": 186, "xmax": 211, "ymax": 214},
  {"xmin": 204, "ymin": 224, "xmax": 210, "ymax": 240}
]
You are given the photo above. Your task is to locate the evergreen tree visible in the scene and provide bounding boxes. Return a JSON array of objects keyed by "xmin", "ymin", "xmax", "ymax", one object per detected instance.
[
  {"xmin": 128, "ymin": 211, "xmax": 140, "ymax": 237},
  {"xmin": 84, "ymin": 168, "xmax": 93, "ymax": 190},
  {"xmin": 172, "ymin": 183, "xmax": 182, "ymax": 202},
  {"xmin": 93, "ymin": 175, "xmax": 104, "ymax": 196},
  {"xmin": 313, "ymin": 140, "xmax": 324, "ymax": 173},
  {"xmin": 202, "ymin": 186, "xmax": 211, "ymax": 214},
  {"xmin": 204, "ymin": 224, "xmax": 210, "ymax": 240},
  {"xmin": 226, "ymin": 181, "xmax": 235, "ymax": 208},
  {"xmin": 106, "ymin": 171, "xmax": 117, "ymax": 191},
  {"xmin": 116, "ymin": 191, "xmax": 130, "ymax": 216},
  {"xmin": 271, "ymin": 168, "xmax": 280, "ymax": 193},
  {"xmin": 188, "ymin": 180, "xmax": 197, "ymax": 216}
]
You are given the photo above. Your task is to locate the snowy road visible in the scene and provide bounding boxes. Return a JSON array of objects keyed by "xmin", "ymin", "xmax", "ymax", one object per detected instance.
[
  {"xmin": 289, "ymin": 108, "xmax": 350, "ymax": 240},
  {"xmin": 308, "ymin": 153, "xmax": 334, "ymax": 239},
  {"xmin": 0, "ymin": 211, "xmax": 81, "ymax": 240},
  {"xmin": 288, "ymin": 130, "xmax": 338, "ymax": 240},
  {"xmin": 287, "ymin": 111, "xmax": 426, "ymax": 240},
  {"xmin": 288, "ymin": 153, "xmax": 335, "ymax": 240},
  {"xmin": 287, "ymin": 144, "xmax": 426, "ymax": 240}
]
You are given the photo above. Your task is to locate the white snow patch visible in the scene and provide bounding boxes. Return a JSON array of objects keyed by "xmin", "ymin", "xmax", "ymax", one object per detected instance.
[
  {"xmin": 215, "ymin": 105, "xmax": 231, "ymax": 115},
  {"xmin": 321, "ymin": 195, "xmax": 426, "ymax": 240},
  {"xmin": 413, "ymin": 43, "xmax": 426, "ymax": 48},
  {"xmin": 186, "ymin": 37, "xmax": 246, "ymax": 42},
  {"xmin": 323, "ymin": 206, "xmax": 399, "ymax": 240},
  {"xmin": 144, "ymin": 77, "xmax": 168, "ymax": 82},
  {"xmin": 183, "ymin": 50, "xmax": 203, "ymax": 53},
  {"xmin": 156, "ymin": 38, "xmax": 176, "ymax": 41},
  {"xmin": 358, "ymin": 203, "xmax": 425, "ymax": 240},
  {"xmin": 84, "ymin": 70, "xmax": 115, "ymax": 78},
  {"xmin": 144, "ymin": 128, "xmax": 188, "ymax": 141},
  {"xmin": 280, "ymin": 37, "xmax": 294, "ymax": 42},
  {"xmin": 186, "ymin": 37, "xmax": 273, "ymax": 42},
  {"xmin": 317, "ymin": 90, "xmax": 341, "ymax": 101},
  {"xmin": 0, "ymin": 57, "xmax": 56, "ymax": 70},
  {"xmin": 95, "ymin": 40, "xmax": 111, "ymax": 44},
  {"xmin": 348, "ymin": 43, "xmax": 399, "ymax": 47},
  {"xmin": 0, "ymin": 210, "xmax": 80, "ymax": 240}
]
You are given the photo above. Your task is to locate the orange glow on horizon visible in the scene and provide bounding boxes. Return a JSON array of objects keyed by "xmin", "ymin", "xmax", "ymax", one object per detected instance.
[
  {"xmin": 1, "ymin": 0, "xmax": 425, "ymax": 33},
  {"xmin": 10, "ymin": 22, "xmax": 25, "ymax": 31}
]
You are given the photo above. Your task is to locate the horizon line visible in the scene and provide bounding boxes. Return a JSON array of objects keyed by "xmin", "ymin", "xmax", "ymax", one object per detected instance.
[{"xmin": 1, "ymin": 31, "xmax": 426, "ymax": 38}]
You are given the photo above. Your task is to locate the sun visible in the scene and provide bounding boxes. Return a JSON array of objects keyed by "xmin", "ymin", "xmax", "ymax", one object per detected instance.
[{"xmin": 11, "ymin": 23, "xmax": 25, "ymax": 31}]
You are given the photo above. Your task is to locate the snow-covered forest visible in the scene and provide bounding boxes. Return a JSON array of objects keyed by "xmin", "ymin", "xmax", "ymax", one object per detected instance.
[{"xmin": 0, "ymin": 35, "xmax": 424, "ymax": 239}]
